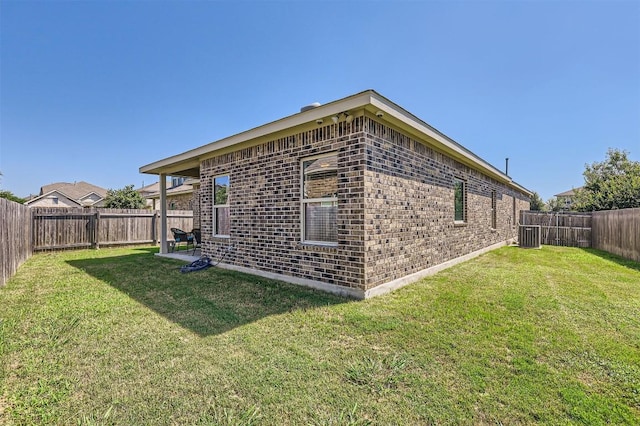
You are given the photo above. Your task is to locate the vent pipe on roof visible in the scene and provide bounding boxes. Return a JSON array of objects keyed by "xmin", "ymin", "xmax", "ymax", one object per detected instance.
[
  {"xmin": 505, "ymin": 157, "xmax": 509, "ymax": 176},
  {"xmin": 300, "ymin": 102, "xmax": 321, "ymax": 112}
]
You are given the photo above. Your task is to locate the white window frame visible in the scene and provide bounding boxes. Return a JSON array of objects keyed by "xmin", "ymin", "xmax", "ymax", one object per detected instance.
[
  {"xmin": 300, "ymin": 152, "xmax": 338, "ymax": 246},
  {"xmin": 213, "ymin": 174, "xmax": 230, "ymax": 238}
]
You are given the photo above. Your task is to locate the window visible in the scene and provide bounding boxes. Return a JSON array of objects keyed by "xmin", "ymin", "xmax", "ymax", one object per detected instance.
[
  {"xmin": 512, "ymin": 196, "xmax": 517, "ymax": 226},
  {"xmin": 454, "ymin": 178, "xmax": 467, "ymax": 223},
  {"xmin": 302, "ymin": 153, "xmax": 338, "ymax": 244},
  {"xmin": 171, "ymin": 177, "xmax": 185, "ymax": 187},
  {"xmin": 491, "ymin": 190, "xmax": 497, "ymax": 229},
  {"xmin": 213, "ymin": 175, "xmax": 230, "ymax": 236}
]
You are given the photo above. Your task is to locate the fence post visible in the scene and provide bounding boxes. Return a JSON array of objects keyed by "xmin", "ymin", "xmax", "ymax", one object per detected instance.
[
  {"xmin": 94, "ymin": 210, "xmax": 100, "ymax": 249},
  {"xmin": 152, "ymin": 211, "xmax": 158, "ymax": 245}
]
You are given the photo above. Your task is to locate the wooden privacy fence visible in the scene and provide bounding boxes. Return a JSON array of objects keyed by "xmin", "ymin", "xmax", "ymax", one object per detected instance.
[
  {"xmin": 592, "ymin": 208, "xmax": 640, "ymax": 263},
  {"xmin": 520, "ymin": 211, "xmax": 592, "ymax": 248},
  {"xmin": 31, "ymin": 208, "xmax": 193, "ymax": 251},
  {"xmin": 1, "ymin": 198, "xmax": 32, "ymax": 287}
]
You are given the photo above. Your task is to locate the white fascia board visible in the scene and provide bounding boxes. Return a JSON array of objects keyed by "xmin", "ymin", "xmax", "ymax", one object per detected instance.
[
  {"xmin": 139, "ymin": 91, "xmax": 375, "ymax": 175},
  {"xmin": 368, "ymin": 93, "xmax": 532, "ymax": 195},
  {"xmin": 25, "ymin": 190, "xmax": 66, "ymax": 205},
  {"xmin": 26, "ymin": 190, "xmax": 82, "ymax": 207},
  {"xmin": 139, "ymin": 89, "xmax": 532, "ymax": 196},
  {"xmin": 79, "ymin": 192, "xmax": 103, "ymax": 200},
  {"xmin": 370, "ymin": 94, "xmax": 505, "ymax": 180}
]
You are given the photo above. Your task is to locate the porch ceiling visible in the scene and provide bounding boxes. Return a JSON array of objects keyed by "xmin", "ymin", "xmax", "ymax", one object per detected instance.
[{"xmin": 141, "ymin": 160, "xmax": 200, "ymax": 178}]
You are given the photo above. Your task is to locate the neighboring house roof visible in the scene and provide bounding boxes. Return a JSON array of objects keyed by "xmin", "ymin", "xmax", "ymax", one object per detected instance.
[
  {"xmin": 140, "ymin": 89, "xmax": 531, "ymax": 196},
  {"xmin": 39, "ymin": 181, "xmax": 108, "ymax": 199},
  {"xmin": 137, "ymin": 182, "xmax": 161, "ymax": 194},
  {"xmin": 145, "ymin": 179, "xmax": 200, "ymax": 199},
  {"xmin": 554, "ymin": 187, "xmax": 583, "ymax": 197},
  {"xmin": 26, "ymin": 181, "xmax": 108, "ymax": 207}
]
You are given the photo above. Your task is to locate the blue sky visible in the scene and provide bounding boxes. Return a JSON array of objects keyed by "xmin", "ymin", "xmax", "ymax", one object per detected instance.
[{"xmin": 1, "ymin": 1, "xmax": 638, "ymax": 201}]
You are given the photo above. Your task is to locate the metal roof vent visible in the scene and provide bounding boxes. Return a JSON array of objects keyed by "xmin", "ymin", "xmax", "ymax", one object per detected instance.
[{"xmin": 300, "ymin": 102, "xmax": 321, "ymax": 112}]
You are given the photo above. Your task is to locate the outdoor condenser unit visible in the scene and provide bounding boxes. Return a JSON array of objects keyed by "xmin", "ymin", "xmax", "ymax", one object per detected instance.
[{"xmin": 519, "ymin": 225, "xmax": 541, "ymax": 249}]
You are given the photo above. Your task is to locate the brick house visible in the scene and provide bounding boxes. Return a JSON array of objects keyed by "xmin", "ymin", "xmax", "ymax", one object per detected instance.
[
  {"xmin": 141, "ymin": 90, "xmax": 531, "ymax": 298},
  {"xmin": 143, "ymin": 178, "xmax": 201, "ymax": 227}
]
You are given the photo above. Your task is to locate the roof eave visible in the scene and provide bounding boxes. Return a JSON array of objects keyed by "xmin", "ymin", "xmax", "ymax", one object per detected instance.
[
  {"xmin": 139, "ymin": 90, "xmax": 376, "ymax": 176},
  {"xmin": 140, "ymin": 89, "xmax": 532, "ymax": 196}
]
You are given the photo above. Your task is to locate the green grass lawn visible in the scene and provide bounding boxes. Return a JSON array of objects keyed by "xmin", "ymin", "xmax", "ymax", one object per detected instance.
[{"xmin": 1, "ymin": 246, "xmax": 639, "ymax": 425}]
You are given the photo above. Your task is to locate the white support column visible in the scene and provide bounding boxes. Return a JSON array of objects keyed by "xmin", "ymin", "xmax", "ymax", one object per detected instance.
[{"xmin": 159, "ymin": 174, "xmax": 168, "ymax": 254}]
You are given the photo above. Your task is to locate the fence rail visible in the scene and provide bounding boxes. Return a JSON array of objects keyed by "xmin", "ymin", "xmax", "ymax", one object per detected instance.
[
  {"xmin": 31, "ymin": 208, "xmax": 193, "ymax": 251},
  {"xmin": 3, "ymin": 204, "xmax": 637, "ymax": 287},
  {"xmin": 1, "ymin": 198, "xmax": 32, "ymax": 286},
  {"xmin": 520, "ymin": 211, "xmax": 592, "ymax": 247}
]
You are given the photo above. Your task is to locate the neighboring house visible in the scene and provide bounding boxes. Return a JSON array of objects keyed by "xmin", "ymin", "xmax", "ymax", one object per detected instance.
[
  {"xmin": 25, "ymin": 181, "xmax": 108, "ymax": 208},
  {"xmin": 137, "ymin": 181, "xmax": 164, "ymax": 208},
  {"xmin": 145, "ymin": 178, "xmax": 199, "ymax": 210},
  {"xmin": 554, "ymin": 187, "xmax": 582, "ymax": 211},
  {"xmin": 141, "ymin": 90, "xmax": 531, "ymax": 299},
  {"xmin": 145, "ymin": 178, "xmax": 200, "ymax": 226}
]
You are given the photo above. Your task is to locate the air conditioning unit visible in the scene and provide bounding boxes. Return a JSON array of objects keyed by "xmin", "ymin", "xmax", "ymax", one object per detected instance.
[{"xmin": 519, "ymin": 225, "xmax": 541, "ymax": 249}]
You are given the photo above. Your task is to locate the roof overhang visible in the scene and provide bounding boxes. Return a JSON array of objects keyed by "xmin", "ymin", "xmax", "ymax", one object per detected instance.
[
  {"xmin": 24, "ymin": 190, "xmax": 82, "ymax": 207},
  {"xmin": 140, "ymin": 90, "xmax": 532, "ymax": 196}
]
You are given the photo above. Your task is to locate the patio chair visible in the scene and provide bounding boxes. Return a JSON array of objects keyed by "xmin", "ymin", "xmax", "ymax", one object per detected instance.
[
  {"xmin": 191, "ymin": 228, "xmax": 202, "ymax": 255},
  {"xmin": 170, "ymin": 228, "xmax": 194, "ymax": 252}
]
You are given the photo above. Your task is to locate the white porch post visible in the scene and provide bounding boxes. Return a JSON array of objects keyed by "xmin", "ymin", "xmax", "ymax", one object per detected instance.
[{"xmin": 159, "ymin": 173, "xmax": 168, "ymax": 254}]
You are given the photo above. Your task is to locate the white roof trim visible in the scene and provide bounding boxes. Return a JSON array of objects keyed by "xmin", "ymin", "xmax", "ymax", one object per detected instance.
[
  {"xmin": 25, "ymin": 190, "xmax": 82, "ymax": 206},
  {"xmin": 140, "ymin": 90, "xmax": 531, "ymax": 195}
]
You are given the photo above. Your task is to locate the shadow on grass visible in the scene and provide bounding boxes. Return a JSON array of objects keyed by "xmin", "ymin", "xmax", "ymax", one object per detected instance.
[
  {"xmin": 67, "ymin": 249, "xmax": 348, "ymax": 337},
  {"xmin": 581, "ymin": 247, "xmax": 640, "ymax": 272}
]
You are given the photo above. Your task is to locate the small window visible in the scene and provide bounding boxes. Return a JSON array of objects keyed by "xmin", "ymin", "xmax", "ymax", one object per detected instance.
[
  {"xmin": 171, "ymin": 177, "xmax": 185, "ymax": 187},
  {"xmin": 512, "ymin": 196, "xmax": 517, "ymax": 226},
  {"xmin": 491, "ymin": 190, "xmax": 497, "ymax": 229},
  {"xmin": 213, "ymin": 175, "xmax": 230, "ymax": 236},
  {"xmin": 454, "ymin": 178, "xmax": 467, "ymax": 223},
  {"xmin": 302, "ymin": 153, "xmax": 338, "ymax": 244}
]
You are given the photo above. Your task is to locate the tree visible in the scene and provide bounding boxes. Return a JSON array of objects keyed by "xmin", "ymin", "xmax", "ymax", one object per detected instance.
[
  {"xmin": 546, "ymin": 197, "xmax": 563, "ymax": 212},
  {"xmin": 529, "ymin": 191, "xmax": 545, "ymax": 211},
  {"xmin": 0, "ymin": 190, "xmax": 26, "ymax": 204},
  {"xmin": 573, "ymin": 148, "xmax": 640, "ymax": 211},
  {"xmin": 103, "ymin": 185, "xmax": 146, "ymax": 209}
]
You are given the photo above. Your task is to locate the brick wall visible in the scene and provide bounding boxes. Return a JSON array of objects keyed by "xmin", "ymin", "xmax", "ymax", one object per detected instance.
[
  {"xmin": 198, "ymin": 115, "xmax": 530, "ymax": 294},
  {"xmin": 200, "ymin": 119, "xmax": 367, "ymax": 291},
  {"xmin": 191, "ymin": 187, "xmax": 201, "ymax": 229},
  {"xmin": 167, "ymin": 193, "xmax": 193, "ymax": 211},
  {"xmin": 363, "ymin": 117, "xmax": 529, "ymax": 289}
]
